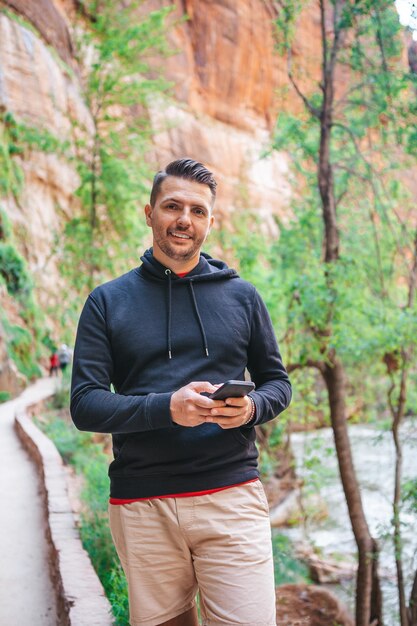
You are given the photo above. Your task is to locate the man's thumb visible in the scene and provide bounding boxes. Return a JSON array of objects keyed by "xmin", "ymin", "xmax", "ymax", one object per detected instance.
[{"xmin": 189, "ymin": 381, "xmax": 217, "ymax": 394}]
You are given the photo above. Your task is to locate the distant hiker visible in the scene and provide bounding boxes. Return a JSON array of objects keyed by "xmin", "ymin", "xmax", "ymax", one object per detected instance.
[
  {"xmin": 57, "ymin": 344, "xmax": 71, "ymax": 373},
  {"xmin": 71, "ymin": 158, "xmax": 292, "ymax": 626},
  {"xmin": 49, "ymin": 352, "xmax": 59, "ymax": 377}
]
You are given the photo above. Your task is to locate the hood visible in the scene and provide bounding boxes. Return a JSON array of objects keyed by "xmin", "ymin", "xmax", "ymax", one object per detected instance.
[
  {"xmin": 139, "ymin": 248, "xmax": 239, "ymax": 283},
  {"xmin": 137, "ymin": 249, "xmax": 239, "ymax": 359}
]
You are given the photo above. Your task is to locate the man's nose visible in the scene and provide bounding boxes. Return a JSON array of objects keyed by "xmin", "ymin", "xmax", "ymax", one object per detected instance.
[{"xmin": 177, "ymin": 209, "xmax": 192, "ymax": 227}]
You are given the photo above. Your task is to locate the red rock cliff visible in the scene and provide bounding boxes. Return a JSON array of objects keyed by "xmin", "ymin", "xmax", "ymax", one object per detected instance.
[{"xmin": 0, "ymin": 0, "xmax": 320, "ymax": 389}]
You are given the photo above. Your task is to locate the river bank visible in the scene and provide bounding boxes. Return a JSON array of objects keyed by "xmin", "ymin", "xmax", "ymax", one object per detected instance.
[{"xmin": 278, "ymin": 419, "xmax": 417, "ymax": 624}]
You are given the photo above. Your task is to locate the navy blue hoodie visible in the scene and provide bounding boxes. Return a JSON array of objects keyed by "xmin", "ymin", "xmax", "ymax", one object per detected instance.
[{"xmin": 70, "ymin": 250, "xmax": 291, "ymax": 498}]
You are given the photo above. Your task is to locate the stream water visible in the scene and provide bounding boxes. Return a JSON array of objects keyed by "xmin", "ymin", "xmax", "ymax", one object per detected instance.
[{"xmin": 278, "ymin": 419, "xmax": 417, "ymax": 625}]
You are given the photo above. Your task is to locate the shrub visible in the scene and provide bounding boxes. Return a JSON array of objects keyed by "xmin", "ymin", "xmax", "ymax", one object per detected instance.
[
  {"xmin": 0, "ymin": 242, "xmax": 32, "ymax": 296},
  {"xmin": 4, "ymin": 321, "xmax": 41, "ymax": 380},
  {"xmin": 0, "ymin": 205, "xmax": 12, "ymax": 240},
  {"xmin": 272, "ymin": 533, "xmax": 310, "ymax": 585}
]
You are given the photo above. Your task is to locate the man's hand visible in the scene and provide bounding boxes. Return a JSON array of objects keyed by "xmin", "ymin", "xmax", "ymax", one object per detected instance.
[
  {"xmin": 205, "ymin": 395, "xmax": 253, "ymax": 429},
  {"xmin": 170, "ymin": 381, "xmax": 226, "ymax": 427}
]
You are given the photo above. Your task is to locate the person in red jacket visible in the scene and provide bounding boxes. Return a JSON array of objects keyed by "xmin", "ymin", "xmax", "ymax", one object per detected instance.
[{"xmin": 49, "ymin": 352, "xmax": 59, "ymax": 377}]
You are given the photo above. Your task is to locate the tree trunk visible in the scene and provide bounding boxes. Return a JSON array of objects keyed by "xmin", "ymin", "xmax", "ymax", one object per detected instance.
[
  {"xmin": 371, "ymin": 538, "xmax": 383, "ymax": 625},
  {"xmin": 316, "ymin": 3, "xmax": 382, "ymax": 622},
  {"xmin": 397, "ymin": 228, "xmax": 417, "ymax": 623},
  {"xmin": 285, "ymin": 2, "xmax": 383, "ymax": 621},
  {"xmin": 318, "ymin": 95, "xmax": 339, "ymax": 263},
  {"xmin": 322, "ymin": 356, "xmax": 382, "ymax": 626},
  {"xmin": 392, "ymin": 369, "xmax": 410, "ymax": 626},
  {"xmin": 409, "ymin": 569, "xmax": 417, "ymax": 625}
]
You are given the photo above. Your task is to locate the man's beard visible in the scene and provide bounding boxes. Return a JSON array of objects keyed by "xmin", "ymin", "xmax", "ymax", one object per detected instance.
[{"xmin": 154, "ymin": 230, "xmax": 206, "ymax": 261}]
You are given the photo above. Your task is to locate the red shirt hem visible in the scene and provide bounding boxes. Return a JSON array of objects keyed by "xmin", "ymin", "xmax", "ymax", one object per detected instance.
[{"xmin": 109, "ymin": 478, "xmax": 258, "ymax": 505}]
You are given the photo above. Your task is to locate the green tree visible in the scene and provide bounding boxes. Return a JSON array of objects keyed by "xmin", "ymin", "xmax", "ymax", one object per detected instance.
[
  {"xmin": 62, "ymin": 1, "xmax": 174, "ymax": 297},
  {"xmin": 271, "ymin": 2, "xmax": 417, "ymax": 624}
]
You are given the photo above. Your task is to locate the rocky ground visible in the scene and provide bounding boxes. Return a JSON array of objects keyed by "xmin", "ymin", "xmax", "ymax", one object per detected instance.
[{"xmin": 276, "ymin": 584, "xmax": 354, "ymax": 626}]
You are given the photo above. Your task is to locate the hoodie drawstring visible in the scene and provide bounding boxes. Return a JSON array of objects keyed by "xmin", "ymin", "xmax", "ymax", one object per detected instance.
[
  {"xmin": 165, "ymin": 269, "xmax": 172, "ymax": 359},
  {"xmin": 164, "ymin": 271, "xmax": 210, "ymax": 359},
  {"xmin": 189, "ymin": 281, "xmax": 210, "ymax": 357}
]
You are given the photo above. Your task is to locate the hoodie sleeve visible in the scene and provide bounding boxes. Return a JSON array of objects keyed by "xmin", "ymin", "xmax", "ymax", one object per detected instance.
[
  {"xmin": 70, "ymin": 294, "xmax": 173, "ymax": 434},
  {"xmin": 246, "ymin": 289, "xmax": 292, "ymax": 426}
]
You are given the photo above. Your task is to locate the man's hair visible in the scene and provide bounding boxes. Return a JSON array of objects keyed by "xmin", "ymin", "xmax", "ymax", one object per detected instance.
[{"xmin": 150, "ymin": 158, "xmax": 217, "ymax": 207}]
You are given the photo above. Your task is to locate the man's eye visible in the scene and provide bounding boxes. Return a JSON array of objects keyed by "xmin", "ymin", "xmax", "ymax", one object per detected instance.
[
  {"xmin": 167, "ymin": 204, "xmax": 178, "ymax": 209},
  {"xmin": 194, "ymin": 208, "xmax": 205, "ymax": 216}
]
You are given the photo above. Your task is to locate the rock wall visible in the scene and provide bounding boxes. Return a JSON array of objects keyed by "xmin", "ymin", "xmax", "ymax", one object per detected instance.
[
  {"xmin": 0, "ymin": 2, "xmax": 93, "ymax": 390},
  {"xmin": 3, "ymin": 0, "xmax": 75, "ymax": 65},
  {"xmin": 145, "ymin": 0, "xmax": 321, "ymax": 233}
]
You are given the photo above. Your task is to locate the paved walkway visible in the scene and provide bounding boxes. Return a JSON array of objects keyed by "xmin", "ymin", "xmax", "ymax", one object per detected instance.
[{"xmin": 0, "ymin": 378, "xmax": 59, "ymax": 626}]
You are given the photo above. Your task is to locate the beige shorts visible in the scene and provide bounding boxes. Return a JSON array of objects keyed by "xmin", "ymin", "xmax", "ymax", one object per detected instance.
[{"xmin": 109, "ymin": 480, "xmax": 276, "ymax": 626}]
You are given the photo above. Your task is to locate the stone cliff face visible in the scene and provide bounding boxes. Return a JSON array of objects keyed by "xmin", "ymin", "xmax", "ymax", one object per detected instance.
[
  {"xmin": 145, "ymin": 0, "xmax": 315, "ymax": 234},
  {"xmin": 0, "ymin": 0, "xmax": 320, "ymax": 392}
]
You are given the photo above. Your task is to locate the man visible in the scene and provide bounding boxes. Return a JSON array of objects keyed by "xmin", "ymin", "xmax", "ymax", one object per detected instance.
[{"xmin": 71, "ymin": 158, "xmax": 291, "ymax": 626}]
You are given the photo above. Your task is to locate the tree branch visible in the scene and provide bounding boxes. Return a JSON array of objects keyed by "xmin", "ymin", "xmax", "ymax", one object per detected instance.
[
  {"xmin": 332, "ymin": 122, "xmax": 415, "ymax": 265},
  {"xmin": 287, "ymin": 360, "xmax": 326, "ymax": 375},
  {"xmin": 287, "ymin": 46, "xmax": 321, "ymax": 119}
]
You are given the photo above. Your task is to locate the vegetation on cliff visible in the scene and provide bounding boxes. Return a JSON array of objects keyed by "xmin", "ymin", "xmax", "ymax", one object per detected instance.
[{"xmin": 0, "ymin": 96, "xmax": 86, "ymax": 379}]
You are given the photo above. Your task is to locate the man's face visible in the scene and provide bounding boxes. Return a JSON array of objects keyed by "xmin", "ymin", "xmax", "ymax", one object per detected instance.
[{"xmin": 145, "ymin": 176, "xmax": 214, "ymax": 267}]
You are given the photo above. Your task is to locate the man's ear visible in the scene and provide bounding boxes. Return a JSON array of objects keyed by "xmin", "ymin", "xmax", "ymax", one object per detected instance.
[{"xmin": 144, "ymin": 204, "xmax": 152, "ymax": 227}]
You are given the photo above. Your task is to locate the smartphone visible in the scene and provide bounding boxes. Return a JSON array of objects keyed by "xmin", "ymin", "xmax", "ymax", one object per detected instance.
[{"xmin": 208, "ymin": 380, "xmax": 255, "ymax": 400}]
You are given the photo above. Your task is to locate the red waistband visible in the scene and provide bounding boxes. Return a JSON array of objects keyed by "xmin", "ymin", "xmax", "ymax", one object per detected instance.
[{"xmin": 109, "ymin": 478, "xmax": 258, "ymax": 505}]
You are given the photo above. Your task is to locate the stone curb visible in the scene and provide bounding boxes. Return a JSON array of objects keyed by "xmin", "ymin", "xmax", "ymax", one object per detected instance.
[{"xmin": 15, "ymin": 409, "xmax": 113, "ymax": 626}]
